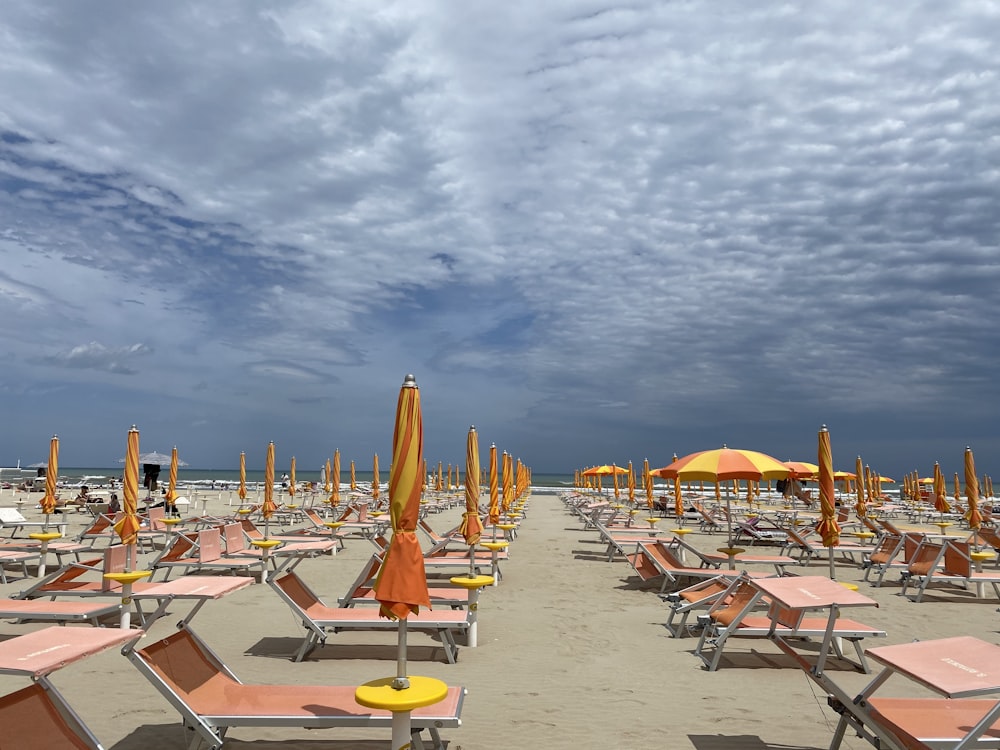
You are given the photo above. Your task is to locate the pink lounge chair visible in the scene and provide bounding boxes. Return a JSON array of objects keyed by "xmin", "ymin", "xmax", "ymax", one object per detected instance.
[
  {"xmin": 269, "ymin": 570, "xmax": 470, "ymax": 663},
  {"xmin": 0, "ymin": 597, "xmax": 121, "ymax": 626},
  {"xmin": 126, "ymin": 624, "xmax": 466, "ymax": 750},
  {"xmin": 0, "ymin": 626, "xmax": 141, "ymax": 750}
]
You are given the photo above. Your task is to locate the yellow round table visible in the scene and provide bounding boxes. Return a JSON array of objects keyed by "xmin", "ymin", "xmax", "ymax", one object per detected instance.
[
  {"xmin": 161, "ymin": 517, "xmax": 184, "ymax": 526},
  {"xmin": 355, "ymin": 675, "xmax": 449, "ymax": 750},
  {"xmin": 838, "ymin": 582, "xmax": 859, "ymax": 592},
  {"xmin": 449, "ymin": 575, "xmax": 493, "ymax": 647},
  {"xmin": 971, "ymin": 550, "xmax": 996, "ymax": 597},
  {"xmin": 104, "ymin": 570, "xmax": 153, "ymax": 629},
  {"xmin": 237, "ymin": 508, "xmax": 254, "ymax": 515},
  {"xmin": 29, "ymin": 531, "xmax": 64, "ymax": 579},
  {"xmin": 480, "ymin": 541, "xmax": 508, "ymax": 586},
  {"xmin": 717, "ymin": 547, "xmax": 746, "ymax": 571}
]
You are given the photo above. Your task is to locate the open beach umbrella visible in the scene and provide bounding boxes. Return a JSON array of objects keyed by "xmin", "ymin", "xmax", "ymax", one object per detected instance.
[
  {"xmin": 238, "ymin": 452, "xmax": 248, "ymax": 504},
  {"xmin": 815, "ymin": 426, "xmax": 841, "ymax": 579},
  {"xmin": 331, "ymin": 450, "xmax": 341, "ymax": 506},
  {"xmin": 965, "ymin": 447, "xmax": 982, "ymax": 531},
  {"xmin": 40, "ymin": 435, "xmax": 59, "ymax": 521},
  {"xmin": 288, "ymin": 457, "xmax": 297, "ymax": 502},
  {"xmin": 350, "ymin": 461, "xmax": 357, "ymax": 491},
  {"xmin": 854, "ymin": 456, "xmax": 867, "ymax": 519},
  {"xmin": 488, "ymin": 444, "xmax": 500, "ymax": 529},
  {"xmin": 652, "ymin": 446, "xmax": 790, "ymax": 547},
  {"xmin": 262, "ymin": 442, "xmax": 276, "ymax": 537},
  {"xmin": 783, "ymin": 461, "xmax": 819, "ymax": 479},
  {"xmin": 164, "ymin": 446, "xmax": 179, "ymax": 516},
  {"xmin": 933, "ymin": 462, "xmax": 951, "ymax": 514},
  {"xmin": 459, "ymin": 427, "xmax": 483, "ymax": 575}
]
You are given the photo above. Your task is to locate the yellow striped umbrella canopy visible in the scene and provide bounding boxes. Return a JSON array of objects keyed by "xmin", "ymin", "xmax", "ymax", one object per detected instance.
[
  {"xmin": 652, "ymin": 447, "xmax": 790, "ymax": 482},
  {"xmin": 331, "ymin": 450, "xmax": 341, "ymax": 505},
  {"xmin": 166, "ymin": 446, "xmax": 179, "ymax": 512},
  {"xmin": 501, "ymin": 452, "xmax": 513, "ymax": 512},
  {"xmin": 815, "ymin": 426, "xmax": 841, "ymax": 556},
  {"xmin": 114, "ymin": 427, "xmax": 142, "ymax": 549},
  {"xmin": 488, "ymin": 444, "xmax": 499, "ymax": 525},
  {"xmin": 41, "ymin": 435, "xmax": 59, "ymax": 516},
  {"xmin": 238, "ymin": 452, "xmax": 247, "ymax": 501},
  {"xmin": 288, "ymin": 457, "xmax": 297, "ymax": 499},
  {"xmin": 373, "ymin": 374, "xmax": 430, "ymax": 619},
  {"xmin": 350, "ymin": 460, "xmax": 357, "ymax": 491},
  {"xmin": 459, "ymin": 426, "xmax": 483, "ymax": 546},
  {"xmin": 933, "ymin": 462, "xmax": 951, "ymax": 513},
  {"xmin": 262, "ymin": 442, "xmax": 276, "ymax": 520},
  {"xmin": 783, "ymin": 461, "xmax": 819, "ymax": 479},
  {"xmin": 372, "ymin": 454, "xmax": 380, "ymax": 501},
  {"xmin": 854, "ymin": 455, "xmax": 866, "ymax": 518},
  {"xmin": 965, "ymin": 447, "xmax": 982, "ymax": 530}
]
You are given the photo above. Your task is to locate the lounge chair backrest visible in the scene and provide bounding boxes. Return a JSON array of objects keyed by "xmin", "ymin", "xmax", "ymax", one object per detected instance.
[
  {"xmin": 240, "ymin": 519, "xmax": 263, "ymax": 540},
  {"xmin": 0, "ymin": 683, "xmax": 99, "ymax": 749},
  {"xmin": 908, "ymin": 542, "xmax": 944, "ymax": 577},
  {"xmin": 274, "ymin": 572, "xmax": 323, "ymax": 615},
  {"xmin": 136, "ymin": 629, "xmax": 236, "ymax": 711},
  {"xmin": 768, "ymin": 602, "xmax": 805, "ymax": 630},
  {"xmin": 155, "ymin": 534, "xmax": 197, "ymax": 564},
  {"xmin": 902, "ymin": 533, "xmax": 925, "ymax": 560},
  {"xmin": 943, "ymin": 541, "xmax": 973, "ymax": 577},
  {"xmin": 305, "ymin": 510, "xmax": 323, "ymax": 526},
  {"xmin": 197, "ymin": 529, "xmax": 223, "ymax": 563},
  {"xmin": 869, "ymin": 534, "xmax": 902, "ymax": 565},
  {"xmin": 146, "ymin": 506, "xmax": 166, "ymax": 530},
  {"xmin": 222, "ymin": 523, "xmax": 247, "ymax": 553},
  {"xmin": 711, "ymin": 581, "xmax": 757, "ymax": 627}
]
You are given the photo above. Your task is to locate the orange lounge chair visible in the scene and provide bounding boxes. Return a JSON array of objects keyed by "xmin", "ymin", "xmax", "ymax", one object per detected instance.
[
  {"xmin": 664, "ymin": 576, "xmax": 734, "ymax": 637},
  {"xmin": 0, "ymin": 626, "xmax": 141, "ymax": 750},
  {"xmin": 269, "ymin": 570, "xmax": 470, "ymax": 662},
  {"xmin": 861, "ymin": 532, "xmax": 924, "ymax": 587},
  {"xmin": 337, "ymin": 553, "xmax": 474, "ymax": 609},
  {"xmin": 900, "ymin": 539, "xmax": 1000, "ymax": 602},
  {"xmin": 625, "ymin": 539, "xmax": 726, "ymax": 593},
  {"xmin": 150, "ymin": 527, "xmax": 261, "ymax": 581},
  {"xmin": 781, "ymin": 527, "xmax": 866, "ymax": 566},
  {"xmin": 126, "ymin": 624, "xmax": 466, "ymax": 750},
  {"xmin": 0, "ymin": 597, "xmax": 122, "ymax": 626}
]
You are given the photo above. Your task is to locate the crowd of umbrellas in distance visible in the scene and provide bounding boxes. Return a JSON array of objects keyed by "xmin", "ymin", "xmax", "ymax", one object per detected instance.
[{"xmin": 577, "ymin": 429, "xmax": 995, "ymax": 580}]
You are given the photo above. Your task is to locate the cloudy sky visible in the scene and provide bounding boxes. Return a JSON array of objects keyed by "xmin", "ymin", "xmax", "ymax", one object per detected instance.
[{"xmin": 2, "ymin": 1, "xmax": 999, "ymax": 478}]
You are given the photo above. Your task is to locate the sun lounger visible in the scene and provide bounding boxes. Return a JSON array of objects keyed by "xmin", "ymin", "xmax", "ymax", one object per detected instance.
[
  {"xmin": 625, "ymin": 540, "xmax": 726, "ymax": 593},
  {"xmin": 126, "ymin": 623, "xmax": 466, "ymax": 750},
  {"xmin": 131, "ymin": 574, "xmax": 255, "ymax": 629},
  {"xmin": 861, "ymin": 532, "xmax": 924, "ymax": 587},
  {"xmin": 0, "ymin": 597, "xmax": 122, "ymax": 625},
  {"xmin": 900, "ymin": 539, "xmax": 1000, "ymax": 602},
  {"xmin": 800, "ymin": 635, "xmax": 1000, "ymax": 750},
  {"xmin": 0, "ymin": 507, "xmax": 68, "ymax": 537},
  {"xmin": 269, "ymin": 570, "xmax": 470, "ymax": 663},
  {"xmin": 695, "ymin": 574, "xmax": 885, "ymax": 673},
  {"xmin": 781, "ymin": 527, "xmax": 866, "ymax": 566},
  {"xmin": 338, "ymin": 553, "xmax": 474, "ymax": 609},
  {"xmin": 663, "ymin": 576, "xmax": 734, "ymax": 637},
  {"xmin": 221, "ymin": 522, "xmax": 336, "ymax": 562},
  {"xmin": 151, "ymin": 527, "xmax": 261, "ymax": 581},
  {"xmin": 732, "ymin": 516, "xmax": 788, "ymax": 546},
  {"xmin": 0, "ymin": 626, "xmax": 141, "ymax": 750}
]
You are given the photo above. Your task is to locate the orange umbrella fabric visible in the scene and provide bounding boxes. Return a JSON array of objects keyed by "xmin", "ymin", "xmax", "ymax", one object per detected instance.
[
  {"xmin": 166, "ymin": 446, "xmax": 179, "ymax": 514},
  {"xmin": 815, "ymin": 427, "xmax": 840, "ymax": 549},
  {"xmin": 965, "ymin": 447, "xmax": 982, "ymax": 530},
  {"xmin": 262, "ymin": 442, "xmax": 276, "ymax": 521},
  {"xmin": 372, "ymin": 454, "xmax": 380, "ymax": 502},
  {"xmin": 854, "ymin": 455, "xmax": 866, "ymax": 519},
  {"xmin": 933, "ymin": 462, "xmax": 951, "ymax": 514},
  {"xmin": 643, "ymin": 458, "xmax": 654, "ymax": 510},
  {"xmin": 331, "ymin": 450, "xmax": 341, "ymax": 505},
  {"xmin": 652, "ymin": 447, "xmax": 790, "ymax": 481},
  {"xmin": 501, "ymin": 452, "xmax": 514, "ymax": 513},
  {"xmin": 114, "ymin": 427, "xmax": 142, "ymax": 548},
  {"xmin": 373, "ymin": 374, "xmax": 431, "ymax": 620},
  {"xmin": 288, "ymin": 457, "xmax": 297, "ymax": 501},
  {"xmin": 238, "ymin": 452, "xmax": 247, "ymax": 502},
  {"xmin": 40, "ymin": 435, "xmax": 59, "ymax": 517},
  {"xmin": 488, "ymin": 444, "xmax": 499, "ymax": 526},
  {"xmin": 350, "ymin": 461, "xmax": 357, "ymax": 491},
  {"xmin": 324, "ymin": 459, "xmax": 332, "ymax": 497},
  {"xmin": 459, "ymin": 426, "xmax": 483, "ymax": 546},
  {"xmin": 783, "ymin": 461, "xmax": 819, "ymax": 478}
]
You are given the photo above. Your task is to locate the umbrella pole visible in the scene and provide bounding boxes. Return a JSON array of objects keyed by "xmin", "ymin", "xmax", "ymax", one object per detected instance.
[
  {"xmin": 393, "ymin": 619, "xmax": 409, "ymax": 689},
  {"xmin": 828, "ymin": 549, "xmax": 836, "ymax": 581}
]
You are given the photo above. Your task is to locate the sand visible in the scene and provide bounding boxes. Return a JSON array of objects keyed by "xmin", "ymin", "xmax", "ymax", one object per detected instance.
[{"xmin": 0, "ymin": 489, "xmax": 994, "ymax": 749}]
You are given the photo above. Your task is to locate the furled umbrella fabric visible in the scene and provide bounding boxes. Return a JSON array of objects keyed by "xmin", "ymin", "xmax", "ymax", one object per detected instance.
[
  {"xmin": 854, "ymin": 456, "xmax": 867, "ymax": 519},
  {"xmin": 488, "ymin": 444, "xmax": 500, "ymax": 527},
  {"xmin": 373, "ymin": 374, "xmax": 431, "ymax": 620},
  {"xmin": 643, "ymin": 458, "xmax": 654, "ymax": 510},
  {"xmin": 324, "ymin": 459, "xmax": 332, "ymax": 498},
  {"xmin": 372, "ymin": 454, "xmax": 380, "ymax": 502},
  {"xmin": 965, "ymin": 447, "xmax": 982, "ymax": 530},
  {"xmin": 114, "ymin": 427, "xmax": 143, "ymax": 552},
  {"xmin": 459, "ymin": 426, "xmax": 483, "ymax": 546},
  {"xmin": 166, "ymin": 446, "xmax": 179, "ymax": 515},
  {"xmin": 501, "ymin": 452, "xmax": 513, "ymax": 514},
  {"xmin": 814, "ymin": 426, "xmax": 840, "ymax": 578},
  {"xmin": 238, "ymin": 452, "xmax": 248, "ymax": 503},
  {"xmin": 350, "ymin": 461, "xmax": 357, "ymax": 492},
  {"xmin": 933, "ymin": 462, "xmax": 951, "ymax": 514},
  {"xmin": 262, "ymin": 442, "xmax": 276, "ymax": 524},
  {"xmin": 331, "ymin": 450, "xmax": 341, "ymax": 506},
  {"xmin": 288, "ymin": 457, "xmax": 297, "ymax": 502},
  {"xmin": 40, "ymin": 435, "xmax": 59, "ymax": 518},
  {"xmin": 953, "ymin": 472, "xmax": 961, "ymax": 506}
]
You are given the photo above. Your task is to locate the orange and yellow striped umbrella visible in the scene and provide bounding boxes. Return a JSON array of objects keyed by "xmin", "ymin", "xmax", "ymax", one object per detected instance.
[
  {"xmin": 350, "ymin": 460, "xmax": 357, "ymax": 491},
  {"xmin": 643, "ymin": 458, "xmax": 653, "ymax": 510},
  {"xmin": 40, "ymin": 435, "xmax": 59, "ymax": 517},
  {"xmin": 933, "ymin": 462, "xmax": 951, "ymax": 514},
  {"xmin": 501, "ymin": 452, "xmax": 513, "ymax": 513},
  {"xmin": 166, "ymin": 446, "xmax": 179, "ymax": 515},
  {"xmin": 114, "ymin": 426, "xmax": 142, "ymax": 549},
  {"xmin": 815, "ymin": 426, "xmax": 840, "ymax": 578},
  {"xmin": 324, "ymin": 459, "xmax": 332, "ymax": 497},
  {"xmin": 459, "ymin": 426, "xmax": 483, "ymax": 546},
  {"xmin": 488, "ymin": 444, "xmax": 499, "ymax": 526},
  {"xmin": 331, "ymin": 449, "xmax": 341, "ymax": 505},
  {"xmin": 626, "ymin": 461, "xmax": 635, "ymax": 505},
  {"xmin": 372, "ymin": 454, "xmax": 380, "ymax": 502},
  {"xmin": 965, "ymin": 447, "xmax": 982, "ymax": 530},
  {"xmin": 238, "ymin": 452, "xmax": 247, "ymax": 502},
  {"xmin": 854, "ymin": 455, "xmax": 866, "ymax": 518},
  {"xmin": 373, "ymin": 374, "xmax": 430, "ymax": 620},
  {"xmin": 288, "ymin": 456, "xmax": 297, "ymax": 501},
  {"xmin": 262, "ymin": 442, "xmax": 276, "ymax": 521},
  {"xmin": 953, "ymin": 472, "xmax": 961, "ymax": 505}
]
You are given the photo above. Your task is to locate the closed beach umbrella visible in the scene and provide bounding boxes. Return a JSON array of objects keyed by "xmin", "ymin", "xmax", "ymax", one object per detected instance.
[
  {"xmin": 114, "ymin": 427, "xmax": 143, "ymax": 558},
  {"xmin": 350, "ymin": 461, "xmax": 357, "ymax": 491},
  {"xmin": 262, "ymin": 442, "xmax": 276, "ymax": 535},
  {"xmin": 815, "ymin": 426, "xmax": 840, "ymax": 579},
  {"xmin": 933, "ymin": 462, "xmax": 950, "ymax": 514},
  {"xmin": 953, "ymin": 472, "xmax": 961, "ymax": 506},
  {"xmin": 612, "ymin": 464, "xmax": 620, "ymax": 500},
  {"xmin": 40, "ymin": 435, "xmax": 59, "ymax": 520},
  {"xmin": 854, "ymin": 456, "xmax": 867, "ymax": 519},
  {"xmin": 965, "ymin": 447, "xmax": 982, "ymax": 530},
  {"xmin": 324, "ymin": 459, "xmax": 332, "ymax": 497},
  {"xmin": 374, "ymin": 374, "xmax": 430, "ymax": 620},
  {"xmin": 488, "ymin": 444, "xmax": 500, "ymax": 527},
  {"xmin": 459, "ymin": 426, "xmax": 483, "ymax": 556},
  {"xmin": 238, "ymin": 452, "xmax": 247, "ymax": 503},
  {"xmin": 373, "ymin": 454, "xmax": 381, "ymax": 502},
  {"xmin": 165, "ymin": 446, "xmax": 179, "ymax": 515},
  {"xmin": 332, "ymin": 450, "xmax": 341, "ymax": 506},
  {"xmin": 643, "ymin": 458, "xmax": 653, "ymax": 510},
  {"xmin": 288, "ymin": 457, "xmax": 297, "ymax": 501},
  {"xmin": 501, "ymin": 452, "xmax": 513, "ymax": 514},
  {"xmin": 674, "ymin": 477, "xmax": 683, "ymax": 520}
]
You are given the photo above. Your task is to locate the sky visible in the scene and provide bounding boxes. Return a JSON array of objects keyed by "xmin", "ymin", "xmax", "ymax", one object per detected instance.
[{"xmin": 1, "ymin": 1, "xmax": 999, "ymax": 479}]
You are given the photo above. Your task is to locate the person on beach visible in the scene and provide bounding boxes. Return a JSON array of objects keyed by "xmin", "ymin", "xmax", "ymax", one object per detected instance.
[{"xmin": 107, "ymin": 493, "xmax": 120, "ymax": 514}]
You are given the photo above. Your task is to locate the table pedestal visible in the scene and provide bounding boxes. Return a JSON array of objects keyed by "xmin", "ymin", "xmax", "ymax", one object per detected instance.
[
  {"xmin": 355, "ymin": 675, "xmax": 448, "ymax": 750},
  {"xmin": 449, "ymin": 574, "xmax": 493, "ymax": 646}
]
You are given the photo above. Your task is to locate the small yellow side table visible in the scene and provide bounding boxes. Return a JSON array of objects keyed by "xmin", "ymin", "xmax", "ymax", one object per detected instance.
[
  {"xmin": 104, "ymin": 570, "xmax": 153, "ymax": 629},
  {"xmin": 449, "ymin": 574, "xmax": 493, "ymax": 647},
  {"xmin": 717, "ymin": 547, "xmax": 746, "ymax": 571},
  {"xmin": 356, "ymin": 675, "xmax": 449, "ymax": 750}
]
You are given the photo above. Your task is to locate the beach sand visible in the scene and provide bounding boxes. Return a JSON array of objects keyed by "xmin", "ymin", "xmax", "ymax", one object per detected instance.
[{"xmin": 0, "ymin": 489, "xmax": 994, "ymax": 749}]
